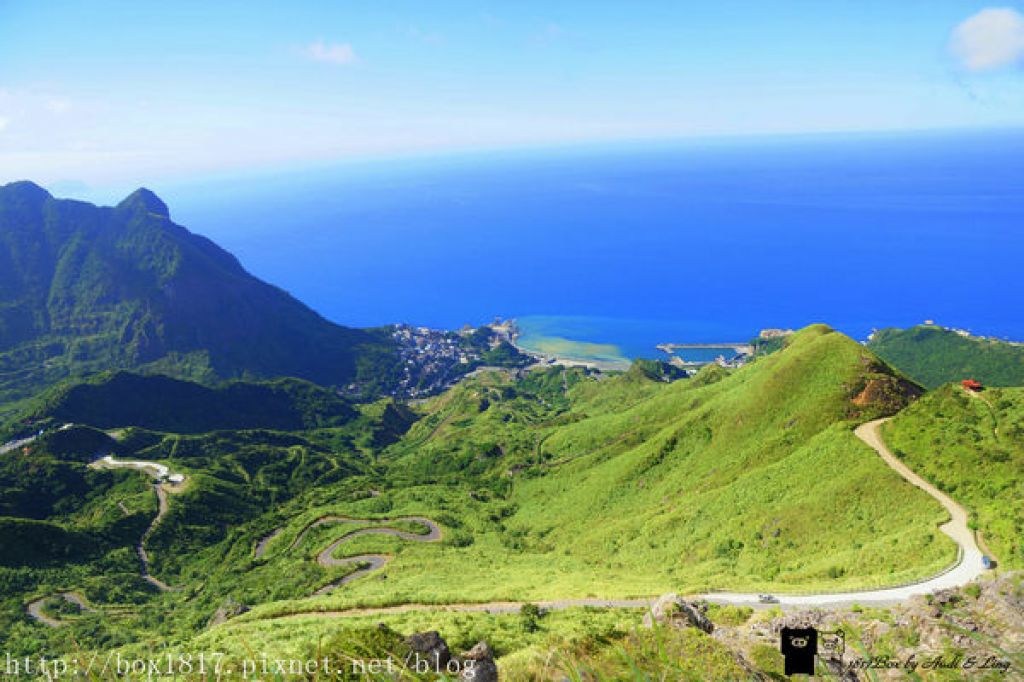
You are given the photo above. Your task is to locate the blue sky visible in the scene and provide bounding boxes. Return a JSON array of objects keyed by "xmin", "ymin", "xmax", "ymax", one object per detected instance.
[{"xmin": 2, "ymin": 1, "xmax": 1024, "ymax": 187}]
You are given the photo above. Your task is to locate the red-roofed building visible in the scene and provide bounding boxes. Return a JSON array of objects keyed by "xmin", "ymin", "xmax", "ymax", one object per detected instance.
[{"xmin": 962, "ymin": 379, "xmax": 983, "ymax": 392}]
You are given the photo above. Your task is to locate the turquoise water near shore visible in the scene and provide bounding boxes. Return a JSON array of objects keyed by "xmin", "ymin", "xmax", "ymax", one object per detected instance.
[
  {"xmin": 515, "ymin": 315, "xmax": 748, "ymax": 362},
  {"xmin": 160, "ymin": 130, "xmax": 1024, "ymax": 355}
]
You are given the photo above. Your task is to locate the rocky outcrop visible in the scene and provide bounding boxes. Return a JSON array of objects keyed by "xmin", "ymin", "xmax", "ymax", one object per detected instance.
[
  {"xmin": 404, "ymin": 632, "xmax": 498, "ymax": 680},
  {"xmin": 460, "ymin": 641, "xmax": 498, "ymax": 681},
  {"xmin": 642, "ymin": 593, "xmax": 714, "ymax": 634},
  {"xmin": 404, "ymin": 631, "xmax": 452, "ymax": 672},
  {"xmin": 207, "ymin": 600, "xmax": 250, "ymax": 627},
  {"xmin": 708, "ymin": 574, "xmax": 1021, "ymax": 681}
]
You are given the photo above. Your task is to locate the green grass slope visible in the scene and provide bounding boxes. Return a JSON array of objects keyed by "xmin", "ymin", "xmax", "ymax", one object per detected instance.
[
  {"xmin": 229, "ymin": 325, "xmax": 950, "ymax": 625},
  {"xmin": 869, "ymin": 325, "xmax": 1024, "ymax": 389},
  {"xmin": 20, "ymin": 371, "xmax": 359, "ymax": 434},
  {"xmin": 883, "ymin": 384, "xmax": 1024, "ymax": 568},
  {"xmin": 1, "ymin": 324, "xmax": 975, "ymax": 665},
  {"xmin": 508, "ymin": 324, "xmax": 941, "ymax": 592}
]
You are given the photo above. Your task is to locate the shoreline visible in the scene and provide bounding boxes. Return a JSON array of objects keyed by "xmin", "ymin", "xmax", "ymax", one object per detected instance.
[{"xmin": 508, "ymin": 325, "xmax": 632, "ymax": 372}]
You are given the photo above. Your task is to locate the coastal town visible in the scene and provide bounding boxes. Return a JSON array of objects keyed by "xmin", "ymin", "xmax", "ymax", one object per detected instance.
[
  {"xmin": 383, "ymin": 319, "xmax": 799, "ymax": 397},
  {"xmin": 386, "ymin": 319, "xmax": 532, "ymax": 398}
]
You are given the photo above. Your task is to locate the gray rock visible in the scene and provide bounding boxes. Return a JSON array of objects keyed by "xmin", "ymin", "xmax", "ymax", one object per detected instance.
[
  {"xmin": 460, "ymin": 641, "xmax": 498, "ymax": 681},
  {"xmin": 405, "ymin": 631, "xmax": 451, "ymax": 672},
  {"xmin": 933, "ymin": 589, "xmax": 961, "ymax": 607},
  {"xmin": 207, "ymin": 600, "xmax": 249, "ymax": 627},
  {"xmin": 642, "ymin": 593, "xmax": 714, "ymax": 634}
]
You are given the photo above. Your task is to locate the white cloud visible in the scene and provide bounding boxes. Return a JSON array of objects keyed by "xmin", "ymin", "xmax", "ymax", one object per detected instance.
[
  {"xmin": 951, "ymin": 7, "xmax": 1024, "ymax": 71},
  {"xmin": 304, "ymin": 40, "xmax": 357, "ymax": 65},
  {"xmin": 46, "ymin": 97, "xmax": 72, "ymax": 114},
  {"xmin": 0, "ymin": 116, "xmax": 9, "ymax": 132}
]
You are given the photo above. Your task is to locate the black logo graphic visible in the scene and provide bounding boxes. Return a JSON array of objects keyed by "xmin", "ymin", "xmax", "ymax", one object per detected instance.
[
  {"xmin": 780, "ymin": 627, "xmax": 817, "ymax": 675},
  {"xmin": 780, "ymin": 626, "xmax": 845, "ymax": 676}
]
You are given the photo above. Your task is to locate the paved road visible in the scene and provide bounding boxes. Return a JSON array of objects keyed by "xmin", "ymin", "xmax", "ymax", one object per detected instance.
[
  {"xmin": 247, "ymin": 417, "xmax": 988, "ymax": 623},
  {"xmin": 253, "ymin": 528, "xmax": 284, "ymax": 559},
  {"xmin": 252, "ymin": 515, "xmax": 443, "ymax": 591},
  {"xmin": 92, "ymin": 454, "xmax": 176, "ymax": 481},
  {"xmin": 138, "ymin": 484, "xmax": 177, "ymax": 591},
  {"xmin": 283, "ymin": 515, "xmax": 441, "ymax": 552},
  {"xmin": 26, "ymin": 592, "xmax": 94, "ymax": 628},
  {"xmin": 308, "ymin": 517, "xmax": 442, "ymax": 596},
  {"xmin": 92, "ymin": 456, "xmax": 184, "ymax": 592},
  {"xmin": 0, "ymin": 434, "xmax": 38, "ymax": 455}
]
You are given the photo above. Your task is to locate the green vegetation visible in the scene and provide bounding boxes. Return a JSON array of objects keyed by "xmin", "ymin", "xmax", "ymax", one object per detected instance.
[
  {"xmin": 5, "ymin": 182, "xmax": 1023, "ymax": 675},
  {"xmin": 628, "ymin": 358, "xmax": 689, "ymax": 382},
  {"xmin": 869, "ymin": 325, "xmax": 1024, "ymax": 389},
  {"xmin": 0, "ymin": 321, "xmax": 1002, "ymax": 673},
  {"xmin": 507, "ymin": 624, "xmax": 749, "ymax": 680},
  {"xmin": 0, "ymin": 181, "xmax": 400, "ymax": 406},
  {"xmin": 18, "ymin": 372, "xmax": 361, "ymax": 434},
  {"xmin": 381, "ymin": 325, "xmax": 942, "ymax": 598},
  {"xmin": 751, "ymin": 334, "xmax": 786, "ymax": 356},
  {"xmin": 884, "ymin": 384, "xmax": 1024, "ymax": 567}
]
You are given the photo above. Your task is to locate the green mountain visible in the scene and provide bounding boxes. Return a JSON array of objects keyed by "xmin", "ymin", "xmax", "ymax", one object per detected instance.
[
  {"xmin": 369, "ymin": 325, "xmax": 938, "ymax": 602},
  {"xmin": 4, "ymin": 323, "xmax": 1004, "ymax": 676},
  {"xmin": 0, "ymin": 181, "xmax": 397, "ymax": 403},
  {"xmin": 869, "ymin": 325, "xmax": 1024, "ymax": 389},
  {"xmin": 22, "ymin": 371, "xmax": 360, "ymax": 434}
]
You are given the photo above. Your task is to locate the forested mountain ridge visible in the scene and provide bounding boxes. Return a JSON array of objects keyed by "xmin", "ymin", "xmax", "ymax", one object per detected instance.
[
  {"xmin": 0, "ymin": 181, "xmax": 398, "ymax": 402},
  {"xmin": 869, "ymin": 325, "xmax": 1024, "ymax": 389}
]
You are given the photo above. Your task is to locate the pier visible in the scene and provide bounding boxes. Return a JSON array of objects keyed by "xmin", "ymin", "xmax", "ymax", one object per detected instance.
[{"xmin": 656, "ymin": 342, "xmax": 754, "ymax": 355}]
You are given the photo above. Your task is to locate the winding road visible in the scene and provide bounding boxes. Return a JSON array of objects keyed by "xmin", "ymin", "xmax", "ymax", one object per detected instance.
[
  {"xmin": 90, "ymin": 456, "xmax": 184, "ymax": 592},
  {"xmin": 257, "ymin": 516, "xmax": 442, "ymax": 595},
  {"xmin": 28, "ymin": 457, "xmax": 184, "ymax": 626},
  {"xmin": 26, "ymin": 592, "xmax": 94, "ymax": 628},
  {"xmin": 137, "ymin": 484, "xmax": 177, "ymax": 591},
  {"xmin": 243, "ymin": 417, "xmax": 989, "ymax": 623},
  {"xmin": 313, "ymin": 517, "xmax": 441, "ymax": 595}
]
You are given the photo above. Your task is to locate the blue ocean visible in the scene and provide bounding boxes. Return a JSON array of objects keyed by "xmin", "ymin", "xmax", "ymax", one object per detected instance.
[{"xmin": 154, "ymin": 130, "xmax": 1024, "ymax": 360}]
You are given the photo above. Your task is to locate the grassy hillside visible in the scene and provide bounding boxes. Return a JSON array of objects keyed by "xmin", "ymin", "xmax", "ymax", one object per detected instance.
[
  {"xmin": 0, "ymin": 324, "xmax": 971, "ymax": 668},
  {"xmin": 884, "ymin": 384, "xmax": 1024, "ymax": 568},
  {"xmin": 0, "ymin": 420, "xmax": 392, "ymax": 652},
  {"xmin": 18, "ymin": 371, "xmax": 360, "ymax": 434},
  {"xmin": 0, "ymin": 181, "xmax": 399, "ymax": 403},
  {"xmin": 220, "ymin": 326, "xmax": 949, "ymax": 627},
  {"xmin": 869, "ymin": 325, "xmax": 1024, "ymax": 389}
]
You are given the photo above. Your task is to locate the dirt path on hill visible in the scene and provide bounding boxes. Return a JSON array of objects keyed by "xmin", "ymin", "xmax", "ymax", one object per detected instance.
[{"xmin": 258, "ymin": 598, "xmax": 655, "ymax": 623}]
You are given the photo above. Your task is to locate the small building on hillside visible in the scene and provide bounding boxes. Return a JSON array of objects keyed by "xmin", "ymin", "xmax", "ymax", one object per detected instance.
[{"xmin": 962, "ymin": 379, "xmax": 983, "ymax": 392}]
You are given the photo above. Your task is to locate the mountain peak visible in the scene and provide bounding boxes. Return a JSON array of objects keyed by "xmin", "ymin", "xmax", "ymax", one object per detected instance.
[
  {"xmin": 117, "ymin": 187, "xmax": 170, "ymax": 219},
  {"xmin": 1, "ymin": 180, "xmax": 52, "ymax": 205}
]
